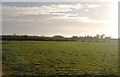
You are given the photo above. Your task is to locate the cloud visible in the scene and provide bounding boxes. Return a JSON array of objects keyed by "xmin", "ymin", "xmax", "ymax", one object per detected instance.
[
  {"xmin": 3, "ymin": 3, "xmax": 83, "ymax": 15},
  {"xmin": 3, "ymin": 3, "xmax": 113, "ymax": 24},
  {"xmin": 2, "ymin": 3, "xmax": 84, "ymax": 22},
  {"xmin": 49, "ymin": 14, "xmax": 111, "ymax": 24},
  {"xmin": 86, "ymin": 4, "xmax": 100, "ymax": 8}
]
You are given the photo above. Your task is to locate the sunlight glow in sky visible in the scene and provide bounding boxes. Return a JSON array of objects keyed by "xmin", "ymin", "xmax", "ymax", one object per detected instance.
[{"xmin": 2, "ymin": 2, "xmax": 118, "ymax": 38}]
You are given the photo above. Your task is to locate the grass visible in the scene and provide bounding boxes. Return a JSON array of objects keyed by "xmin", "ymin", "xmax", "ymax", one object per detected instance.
[{"xmin": 2, "ymin": 40, "xmax": 118, "ymax": 76}]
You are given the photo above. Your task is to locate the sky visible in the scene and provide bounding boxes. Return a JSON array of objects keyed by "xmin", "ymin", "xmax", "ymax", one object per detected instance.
[
  {"xmin": 1, "ymin": 0, "xmax": 119, "ymax": 2},
  {"xmin": 2, "ymin": 2, "xmax": 118, "ymax": 38}
]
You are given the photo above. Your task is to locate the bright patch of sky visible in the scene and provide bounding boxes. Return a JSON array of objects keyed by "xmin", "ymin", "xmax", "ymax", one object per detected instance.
[{"xmin": 2, "ymin": 2, "xmax": 118, "ymax": 38}]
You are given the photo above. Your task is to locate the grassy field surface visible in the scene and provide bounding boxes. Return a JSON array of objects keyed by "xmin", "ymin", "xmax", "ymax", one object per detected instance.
[{"xmin": 2, "ymin": 41, "xmax": 118, "ymax": 75}]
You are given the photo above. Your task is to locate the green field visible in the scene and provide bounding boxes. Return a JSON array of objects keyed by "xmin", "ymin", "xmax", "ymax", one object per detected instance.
[{"xmin": 2, "ymin": 41, "xmax": 118, "ymax": 76}]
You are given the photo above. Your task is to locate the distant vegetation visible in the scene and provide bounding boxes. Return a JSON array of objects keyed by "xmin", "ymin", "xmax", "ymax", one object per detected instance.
[{"xmin": 1, "ymin": 34, "xmax": 111, "ymax": 42}]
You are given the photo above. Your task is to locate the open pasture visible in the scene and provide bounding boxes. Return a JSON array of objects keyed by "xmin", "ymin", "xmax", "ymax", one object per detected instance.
[{"xmin": 2, "ymin": 41, "xmax": 118, "ymax": 76}]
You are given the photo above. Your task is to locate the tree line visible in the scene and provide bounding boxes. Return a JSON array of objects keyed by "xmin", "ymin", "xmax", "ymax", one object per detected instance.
[{"xmin": 1, "ymin": 34, "xmax": 111, "ymax": 42}]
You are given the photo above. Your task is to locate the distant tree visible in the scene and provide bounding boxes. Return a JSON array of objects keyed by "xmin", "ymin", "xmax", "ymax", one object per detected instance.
[
  {"xmin": 105, "ymin": 36, "xmax": 111, "ymax": 39},
  {"xmin": 105, "ymin": 37, "xmax": 111, "ymax": 41},
  {"xmin": 23, "ymin": 35, "xmax": 28, "ymax": 37},
  {"xmin": 109, "ymin": 36, "xmax": 112, "ymax": 39},
  {"xmin": 71, "ymin": 36, "xmax": 79, "ymax": 41},
  {"xmin": 86, "ymin": 35, "xmax": 89, "ymax": 38},
  {"xmin": 41, "ymin": 35, "xmax": 45, "ymax": 37},
  {"xmin": 53, "ymin": 35, "xmax": 64, "ymax": 38},
  {"xmin": 72, "ymin": 36, "xmax": 79, "ymax": 38},
  {"xmin": 13, "ymin": 33, "xmax": 16, "ymax": 36},
  {"xmin": 100, "ymin": 34, "xmax": 105, "ymax": 39},
  {"xmin": 53, "ymin": 35, "xmax": 64, "ymax": 40},
  {"xmin": 95, "ymin": 34, "xmax": 100, "ymax": 38}
]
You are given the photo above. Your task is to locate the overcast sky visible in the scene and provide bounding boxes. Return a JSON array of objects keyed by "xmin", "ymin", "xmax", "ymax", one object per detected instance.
[
  {"xmin": 1, "ymin": 0, "xmax": 117, "ymax": 2},
  {"xmin": 2, "ymin": 2, "xmax": 118, "ymax": 38}
]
